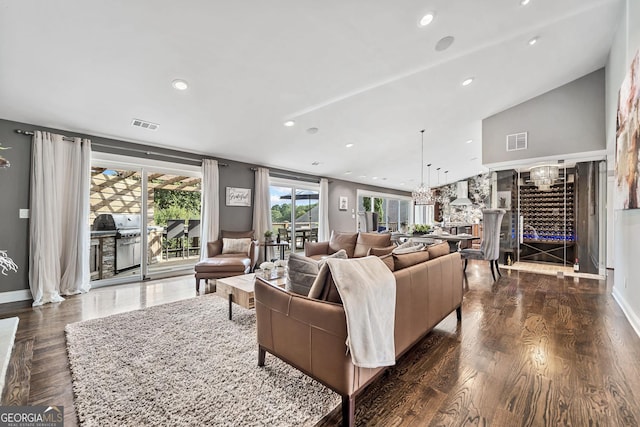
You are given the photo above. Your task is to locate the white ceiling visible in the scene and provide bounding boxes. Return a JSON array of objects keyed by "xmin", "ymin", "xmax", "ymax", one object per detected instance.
[{"xmin": 0, "ymin": 0, "xmax": 622, "ymax": 189}]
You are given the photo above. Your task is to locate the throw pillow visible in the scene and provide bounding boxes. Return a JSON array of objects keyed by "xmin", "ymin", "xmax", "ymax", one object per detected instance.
[
  {"xmin": 285, "ymin": 253, "xmax": 320, "ymax": 296},
  {"xmin": 308, "ymin": 263, "xmax": 342, "ymax": 304},
  {"xmin": 368, "ymin": 245, "xmax": 396, "ymax": 257},
  {"xmin": 427, "ymin": 241, "xmax": 450, "ymax": 259},
  {"xmin": 318, "ymin": 249, "xmax": 348, "ymax": 267},
  {"xmin": 221, "ymin": 238, "xmax": 251, "ymax": 255},
  {"xmin": 392, "ymin": 243, "xmax": 424, "ymax": 255},
  {"xmin": 378, "ymin": 253, "xmax": 395, "ymax": 272},
  {"xmin": 353, "ymin": 232, "xmax": 392, "ymax": 257},
  {"xmin": 393, "ymin": 250, "xmax": 430, "ymax": 270}
]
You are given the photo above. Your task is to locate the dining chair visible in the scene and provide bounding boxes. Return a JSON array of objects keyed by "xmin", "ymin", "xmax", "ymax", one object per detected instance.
[
  {"xmin": 459, "ymin": 209, "xmax": 506, "ymax": 281},
  {"xmin": 187, "ymin": 219, "xmax": 201, "ymax": 256},
  {"xmin": 164, "ymin": 219, "xmax": 186, "ymax": 260}
]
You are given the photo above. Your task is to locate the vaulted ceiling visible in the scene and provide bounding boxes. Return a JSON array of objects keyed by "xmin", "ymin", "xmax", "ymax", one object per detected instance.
[{"xmin": 0, "ymin": 0, "xmax": 622, "ymax": 189}]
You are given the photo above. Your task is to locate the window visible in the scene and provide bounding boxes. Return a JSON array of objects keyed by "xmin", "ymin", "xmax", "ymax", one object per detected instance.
[{"xmin": 356, "ymin": 190, "xmax": 412, "ymax": 232}]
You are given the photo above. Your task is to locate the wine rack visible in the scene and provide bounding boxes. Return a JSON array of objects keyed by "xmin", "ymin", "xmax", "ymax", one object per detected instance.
[{"xmin": 520, "ymin": 182, "xmax": 575, "ymax": 242}]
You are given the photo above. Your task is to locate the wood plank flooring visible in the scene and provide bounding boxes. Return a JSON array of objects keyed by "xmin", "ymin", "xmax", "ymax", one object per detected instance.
[{"xmin": 1, "ymin": 262, "xmax": 639, "ymax": 426}]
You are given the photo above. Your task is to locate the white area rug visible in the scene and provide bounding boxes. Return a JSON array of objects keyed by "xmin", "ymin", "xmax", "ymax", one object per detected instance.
[
  {"xmin": 66, "ymin": 295, "xmax": 340, "ymax": 426},
  {"xmin": 0, "ymin": 317, "xmax": 19, "ymax": 394}
]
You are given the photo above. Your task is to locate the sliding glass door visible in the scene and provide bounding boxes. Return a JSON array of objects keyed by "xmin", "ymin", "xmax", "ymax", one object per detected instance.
[
  {"xmin": 89, "ymin": 155, "xmax": 201, "ymax": 287},
  {"xmin": 270, "ymin": 178, "xmax": 320, "ymax": 254},
  {"xmin": 357, "ymin": 191, "xmax": 412, "ymax": 233}
]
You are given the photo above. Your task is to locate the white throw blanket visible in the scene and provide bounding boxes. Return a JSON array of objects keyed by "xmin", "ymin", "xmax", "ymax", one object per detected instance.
[{"xmin": 318, "ymin": 257, "xmax": 396, "ymax": 368}]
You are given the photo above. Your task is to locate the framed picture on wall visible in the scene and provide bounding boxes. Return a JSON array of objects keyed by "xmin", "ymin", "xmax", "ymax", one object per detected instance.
[
  {"xmin": 226, "ymin": 187, "xmax": 251, "ymax": 207},
  {"xmin": 339, "ymin": 196, "xmax": 348, "ymax": 211}
]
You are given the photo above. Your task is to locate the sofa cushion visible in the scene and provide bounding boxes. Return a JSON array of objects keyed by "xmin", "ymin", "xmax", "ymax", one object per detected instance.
[
  {"xmin": 222, "ymin": 238, "xmax": 251, "ymax": 254},
  {"xmin": 393, "ymin": 250, "xmax": 430, "ymax": 270},
  {"xmin": 368, "ymin": 245, "xmax": 396, "ymax": 257},
  {"xmin": 353, "ymin": 233, "xmax": 392, "ymax": 258},
  {"xmin": 427, "ymin": 241, "xmax": 450, "ymax": 259},
  {"xmin": 328, "ymin": 231, "xmax": 359, "ymax": 258},
  {"xmin": 195, "ymin": 256, "xmax": 250, "ymax": 273}
]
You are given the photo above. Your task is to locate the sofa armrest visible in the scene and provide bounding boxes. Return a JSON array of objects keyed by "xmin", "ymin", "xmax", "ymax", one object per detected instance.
[
  {"xmin": 207, "ymin": 240, "xmax": 223, "ymax": 257},
  {"xmin": 304, "ymin": 241, "xmax": 330, "ymax": 258},
  {"xmin": 255, "ymin": 278, "xmax": 361, "ymax": 395}
]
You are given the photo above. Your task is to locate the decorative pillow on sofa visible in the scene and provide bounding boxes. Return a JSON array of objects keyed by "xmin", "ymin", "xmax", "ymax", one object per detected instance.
[
  {"xmin": 222, "ymin": 238, "xmax": 252, "ymax": 255},
  {"xmin": 392, "ymin": 241, "xmax": 424, "ymax": 255},
  {"xmin": 328, "ymin": 231, "xmax": 359, "ymax": 258},
  {"xmin": 285, "ymin": 253, "xmax": 319, "ymax": 295},
  {"xmin": 307, "ymin": 264, "xmax": 342, "ymax": 304},
  {"xmin": 378, "ymin": 253, "xmax": 395, "ymax": 272},
  {"xmin": 368, "ymin": 245, "xmax": 396, "ymax": 257},
  {"xmin": 393, "ymin": 250, "xmax": 430, "ymax": 270},
  {"xmin": 427, "ymin": 241, "xmax": 450, "ymax": 259},
  {"xmin": 285, "ymin": 250, "xmax": 347, "ymax": 296},
  {"xmin": 353, "ymin": 232, "xmax": 392, "ymax": 258}
]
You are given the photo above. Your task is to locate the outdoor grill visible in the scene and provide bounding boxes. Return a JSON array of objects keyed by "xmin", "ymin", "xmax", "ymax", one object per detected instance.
[{"xmin": 92, "ymin": 213, "xmax": 142, "ymax": 272}]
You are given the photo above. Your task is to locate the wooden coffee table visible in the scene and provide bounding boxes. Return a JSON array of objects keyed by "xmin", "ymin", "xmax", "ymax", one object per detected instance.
[{"xmin": 215, "ymin": 272, "xmax": 286, "ymax": 320}]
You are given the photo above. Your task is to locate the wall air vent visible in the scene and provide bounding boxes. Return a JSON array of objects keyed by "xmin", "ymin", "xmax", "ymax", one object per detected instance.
[
  {"xmin": 506, "ymin": 132, "xmax": 527, "ymax": 151},
  {"xmin": 131, "ymin": 119, "xmax": 159, "ymax": 131}
]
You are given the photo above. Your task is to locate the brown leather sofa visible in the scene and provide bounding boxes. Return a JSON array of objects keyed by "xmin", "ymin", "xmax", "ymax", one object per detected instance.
[
  {"xmin": 254, "ymin": 249, "xmax": 463, "ymax": 426},
  {"xmin": 194, "ymin": 230, "xmax": 259, "ymax": 291},
  {"xmin": 304, "ymin": 231, "xmax": 392, "ymax": 260}
]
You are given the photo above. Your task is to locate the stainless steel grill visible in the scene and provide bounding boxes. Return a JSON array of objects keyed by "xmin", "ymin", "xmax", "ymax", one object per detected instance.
[{"xmin": 93, "ymin": 214, "xmax": 141, "ymax": 272}]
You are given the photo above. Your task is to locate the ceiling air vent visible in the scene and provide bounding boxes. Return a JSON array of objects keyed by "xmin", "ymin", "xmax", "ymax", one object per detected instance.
[
  {"xmin": 506, "ymin": 132, "xmax": 527, "ymax": 151},
  {"xmin": 131, "ymin": 118, "xmax": 159, "ymax": 131}
]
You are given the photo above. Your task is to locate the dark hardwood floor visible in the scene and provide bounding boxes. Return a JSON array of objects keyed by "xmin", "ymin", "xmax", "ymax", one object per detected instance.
[{"xmin": 1, "ymin": 262, "xmax": 639, "ymax": 426}]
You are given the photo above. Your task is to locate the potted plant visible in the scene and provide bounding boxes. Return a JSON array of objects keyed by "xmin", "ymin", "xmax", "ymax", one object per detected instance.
[{"xmin": 264, "ymin": 230, "xmax": 274, "ymax": 242}]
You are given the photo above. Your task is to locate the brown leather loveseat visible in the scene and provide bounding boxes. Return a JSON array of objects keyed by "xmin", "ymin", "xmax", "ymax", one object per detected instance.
[
  {"xmin": 254, "ymin": 244, "xmax": 463, "ymax": 426},
  {"xmin": 194, "ymin": 230, "xmax": 259, "ymax": 291}
]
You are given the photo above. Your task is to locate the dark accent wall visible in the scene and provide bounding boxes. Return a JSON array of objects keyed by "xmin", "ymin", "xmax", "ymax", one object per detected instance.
[
  {"xmin": 218, "ymin": 160, "xmax": 255, "ymax": 232},
  {"xmin": 0, "ymin": 119, "xmax": 32, "ymax": 292},
  {"xmin": 482, "ymin": 69, "xmax": 606, "ymax": 165}
]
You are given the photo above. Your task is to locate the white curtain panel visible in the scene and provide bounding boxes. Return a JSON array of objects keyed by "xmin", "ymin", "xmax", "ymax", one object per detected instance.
[
  {"xmin": 319, "ymin": 178, "xmax": 330, "ymax": 241},
  {"xmin": 252, "ymin": 167, "xmax": 272, "ymax": 263},
  {"xmin": 199, "ymin": 159, "xmax": 220, "ymax": 261},
  {"xmin": 29, "ymin": 131, "xmax": 91, "ymax": 306}
]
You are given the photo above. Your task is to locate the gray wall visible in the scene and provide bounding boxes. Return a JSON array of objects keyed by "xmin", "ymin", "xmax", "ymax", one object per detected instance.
[
  {"xmin": 482, "ymin": 69, "xmax": 606, "ymax": 165},
  {"xmin": 328, "ymin": 178, "xmax": 410, "ymax": 232},
  {"xmin": 0, "ymin": 117, "xmax": 409, "ymax": 295},
  {"xmin": 608, "ymin": 0, "xmax": 640, "ymax": 336}
]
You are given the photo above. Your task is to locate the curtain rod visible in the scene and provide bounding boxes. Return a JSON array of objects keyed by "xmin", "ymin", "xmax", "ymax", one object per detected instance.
[{"xmin": 14, "ymin": 129, "xmax": 228, "ymax": 166}]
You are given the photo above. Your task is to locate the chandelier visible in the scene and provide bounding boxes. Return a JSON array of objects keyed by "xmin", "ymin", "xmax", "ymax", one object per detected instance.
[
  {"xmin": 529, "ymin": 164, "xmax": 559, "ymax": 191},
  {"xmin": 412, "ymin": 130, "xmax": 435, "ymax": 205}
]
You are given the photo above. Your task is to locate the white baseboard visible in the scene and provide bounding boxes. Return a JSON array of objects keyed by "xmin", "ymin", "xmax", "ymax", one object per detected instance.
[
  {"xmin": 0, "ymin": 289, "xmax": 32, "ymax": 305},
  {"xmin": 612, "ymin": 287, "xmax": 640, "ymax": 339}
]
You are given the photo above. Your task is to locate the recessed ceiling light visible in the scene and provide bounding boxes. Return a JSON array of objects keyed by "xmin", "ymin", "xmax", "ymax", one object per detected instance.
[
  {"xmin": 344, "ymin": 171, "xmax": 352, "ymax": 175},
  {"xmin": 359, "ymin": 175, "xmax": 367, "ymax": 178},
  {"xmin": 418, "ymin": 13, "xmax": 434, "ymax": 27},
  {"xmin": 520, "ymin": 0, "xmax": 530, "ymax": 5},
  {"xmin": 172, "ymin": 79, "xmax": 188, "ymax": 90},
  {"xmin": 284, "ymin": 120, "xmax": 295, "ymax": 127},
  {"xmin": 528, "ymin": 36, "xmax": 539, "ymax": 46},
  {"xmin": 466, "ymin": 139, "xmax": 473, "ymax": 144},
  {"xmin": 400, "ymin": 182, "xmax": 405, "ymax": 186},
  {"xmin": 462, "ymin": 77, "xmax": 474, "ymax": 86},
  {"xmin": 372, "ymin": 176, "xmax": 378, "ymax": 180},
  {"xmin": 306, "ymin": 127, "xmax": 319, "ymax": 134},
  {"xmin": 345, "ymin": 143, "xmax": 354, "ymax": 148}
]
